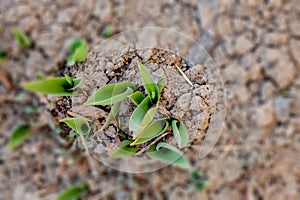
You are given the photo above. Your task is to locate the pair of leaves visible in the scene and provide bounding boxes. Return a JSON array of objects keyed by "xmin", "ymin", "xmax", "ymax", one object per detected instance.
[
  {"xmin": 172, "ymin": 120, "xmax": 188, "ymax": 148},
  {"xmin": 85, "ymin": 82, "xmax": 135, "ymax": 105},
  {"xmin": 9, "ymin": 124, "xmax": 31, "ymax": 149},
  {"xmin": 130, "ymin": 119, "xmax": 168, "ymax": 146},
  {"xmin": 21, "ymin": 75, "xmax": 82, "ymax": 96},
  {"xmin": 57, "ymin": 183, "xmax": 88, "ymax": 200},
  {"xmin": 60, "ymin": 118, "xmax": 90, "ymax": 136},
  {"xmin": 109, "ymin": 140, "xmax": 137, "ymax": 158},
  {"xmin": 12, "ymin": 28, "xmax": 33, "ymax": 48},
  {"xmin": 148, "ymin": 142, "xmax": 190, "ymax": 169},
  {"xmin": 67, "ymin": 39, "xmax": 88, "ymax": 66},
  {"xmin": 189, "ymin": 170, "xmax": 208, "ymax": 191}
]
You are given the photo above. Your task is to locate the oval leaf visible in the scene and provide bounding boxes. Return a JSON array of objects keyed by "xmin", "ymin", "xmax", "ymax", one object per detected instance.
[
  {"xmin": 172, "ymin": 120, "xmax": 189, "ymax": 148},
  {"xmin": 129, "ymin": 96, "xmax": 157, "ymax": 134},
  {"xmin": 67, "ymin": 39, "xmax": 88, "ymax": 66},
  {"xmin": 101, "ymin": 102, "xmax": 121, "ymax": 131},
  {"xmin": 137, "ymin": 61, "xmax": 159, "ymax": 103},
  {"xmin": 21, "ymin": 77, "xmax": 81, "ymax": 96},
  {"xmin": 85, "ymin": 82, "xmax": 135, "ymax": 105},
  {"xmin": 57, "ymin": 183, "xmax": 88, "ymax": 200},
  {"xmin": 12, "ymin": 28, "xmax": 32, "ymax": 48},
  {"xmin": 148, "ymin": 142, "xmax": 190, "ymax": 169},
  {"xmin": 130, "ymin": 119, "xmax": 168, "ymax": 146},
  {"xmin": 109, "ymin": 140, "xmax": 137, "ymax": 158},
  {"xmin": 60, "ymin": 118, "xmax": 90, "ymax": 136},
  {"xmin": 9, "ymin": 124, "xmax": 31, "ymax": 149},
  {"xmin": 129, "ymin": 91, "xmax": 145, "ymax": 106}
]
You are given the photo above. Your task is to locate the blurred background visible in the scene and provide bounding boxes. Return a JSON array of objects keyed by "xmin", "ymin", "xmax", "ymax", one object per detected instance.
[{"xmin": 0, "ymin": 0, "xmax": 299, "ymax": 199}]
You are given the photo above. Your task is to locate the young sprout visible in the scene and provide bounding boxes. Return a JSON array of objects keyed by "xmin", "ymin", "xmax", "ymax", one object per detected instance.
[
  {"xmin": 67, "ymin": 39, "xmax": 88, "ymax": 66},
  {"xmin": 189, "ymin": 170, "xmax": 208, "ymax": 191},
  {"xmin": 21, "ymin": 75, "xmax": 82, "ymax": 96},
  {"xmin": 103, "ymin": 26, "xmax": 113, "ymax": 38},
  {"xmin": 12, "ymin": 28, "xmax": 33, "ymax": 48},
  {"xmin": 9, "ymin": 124, "xmax": 31, "ymax": 149},
  {"xmin": 56, "ymin": 183, "xmax": 88, "ymax": 200}
]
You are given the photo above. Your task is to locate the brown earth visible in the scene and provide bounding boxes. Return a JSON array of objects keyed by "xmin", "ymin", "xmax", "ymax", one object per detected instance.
[{"xmin": 0, "ymin": 0, "xmax": 299, "ymax": 199}]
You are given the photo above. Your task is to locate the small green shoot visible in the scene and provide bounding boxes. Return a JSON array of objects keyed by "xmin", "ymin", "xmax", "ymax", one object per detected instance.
[
  {"xmin": 85, "ymin": 82, "xmax": 135, "ymax": 105},
  {"xmin": 172, "ymin": 119, "xmax": 188, "ymax": 148},
  {"xmin": 103, "ymin": 26, "xmax": 113, "ymax": 38},
  {"xmin": 12, "ymin": 28, "xmax": 33, "ymax": 48},
  {"xmin": 101, "ymin": 102, "xmax": 121, "ymax": 131},
  {"xmin": 9, "ymin": 124, "xmax": 31, "ymax": 149},
  {"xmin": 148, "ymin": 142, "xmax": 190, "ymax": 169},
  {"xmin": 0, "ymin": 50, "xmax": 6, "ymax": 63},
  {"xmin": 67, "ymin": 39, "xmax": 88, "ymax": 66},
  {"xmin": 109, "ymin": 140, "xmax": 137, "ymax": 158},
  {"xmin": 56, "ymin": 183, "xmax": 88, "ymax": 200},
  {"xmin": 60, "ymin": 118, "xmax": 90, "ymax": 137},
  {"xmin": 129, "ymin": 91, "xmax": 145, "ymax": 106},
  {"xmin": 189, "ymin": 170, "xmax": 208, "ymax": 191},
  {"xmin": 21, "ymin": 76, "xmax": 82, "ymax": 96}
]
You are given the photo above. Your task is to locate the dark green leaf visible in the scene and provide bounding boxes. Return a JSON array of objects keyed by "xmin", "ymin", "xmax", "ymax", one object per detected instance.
[
  {"xmin": 172, "ymin": 120, "xmax": 189, "ymax": 148},
  {"xmin": 137, "ymin": 61, "xmax": 159, "ymax": 103},
  {"xmin": 131, "ymin": 119, "xmax": 168, "ymax": 146},
  {"xmin": 9, "ymin": 124, "xmax": 31, "ymax": 149},
  {"xmin": 190, "ymin": 170, "xmax": 208, "ymax": 191},
  {"xmin": 60, "ymin": 118, "xmax": 90, "ymax": 136},
  {"xmin": 67, "ymin": 39, "xmax": 88, "ymax": 66},
  {"xmin": 129, "ymin": 96, "xmax": 157, "ymax": 134},
  {"xmin": 85, "ymin": 82, "xmax": 135, "ymax": 105},
  {"xmin": 101, "ymin": 102, "xmax": 121, "ymax": 130},
  {"xmin": 148, "ymin": 142, "xmax": 190, "ymax": 169},
  {"xmin": 103, "ymin": 26, "xmax": 113, "ymax": 38},
  {"xmin": 109, "ymin": 140, "xmax": 137, "ymax": 158},
  {"xmin": 21, "ymin": 76, "xmax": 82, "ymax": 96},
  {"xmin": 56, "ymin": 183, "xmax": 88, "ymax": 200},
  {"xmin": 129, "ymin": 91, "xmax": 145, "ymax": 106},
  {"xmin": 12, "ymin": 28, "xmax": 32, "ymax": 48}
]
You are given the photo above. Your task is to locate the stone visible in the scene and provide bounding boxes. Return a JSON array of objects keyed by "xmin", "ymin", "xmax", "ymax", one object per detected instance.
[
  {"xmin": 290, "ymin": 39, "xmax": 300, "ymax": 64},
  {"xmin": 247, "ymin": 0, "xmax": 263, "ymax": 8},
  {"xmin": 290, "ymin": 18, "xmax": 300, "ymax": 37},
  {"xmin": 275, "ymin": 97, "xmax": 292, "ymax": 122},
  {"xmin": 200, "ymin": 4, "xmax": 215, "ymax": 29},
  {"xmin": 261, "ymin": 81, "xmax": 275, "ymax": 100},
  {"xmin": 217, "ymin": 15, "xmax": 233, "ymax": 36},
  {"xmin": 255, "ymin": 101, "xmax": 275, "ymax": 128},
  {"xmin": 268, "ymin": 0, "xmax": 283, "ymax": 8},
  {"xmin": 235, "ymin": 34, "xmax": 254, "ymax": 54},
  {"xmin": 233, "ymin": 18, "xmax": 248, "ymax": 33},
  {"xmin": 265, "ymin": 33, "xmax": 288, "ymax": 45},
  {"xmin": 20, "ymin": 16, "xmax": 40, "ymax": 32}
]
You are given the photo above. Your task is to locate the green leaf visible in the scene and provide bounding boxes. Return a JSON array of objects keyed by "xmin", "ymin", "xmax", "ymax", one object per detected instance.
[
  {"xmin": 148, "ymin": 142, "xmax": 190, "ymax": 169},
  {"xmin": 67, "ymin": 39, "xmax": 88, "ymax": 66},
  {"xmin": 157, "ymin": 78, "xmax": 166, "ymax": 94},
  {"xmin": 9, "ymin": 124, "xmax": 31, "ymax": 149},
  {"xmin": 60, "ymin": 118, "xmax": 90, "ymax": 136},
  {"xmin": 101, "ymin": 102, "xmax": 121, "ymax": 131},
  {"xmin": 131, "ymin": 119, "xmax": 168, "ymax": 146},
  {"xmin": 85, "ymin": 82, "xmax": 135, "ymax": 105},
  {"xmin": 0, "ymin": 50, "xmax": 6, "ymax": 61},
  {"xmin": 109, "ymin": 140, "xmax": 137, "ymax": 158},
  {"xmin": 103, "ymin": 26, "xmax": 113, "ymax": 38},
  {"xmin": 129, "ymin": 91, "xmax": 145, "ymax": 106},
  {"xmin": 12, "ymin": 28, "xmax": 33, "ymax": 48},
  {"xmin": 190, "ymin": 170, "xmax": 208, "ymax": 191},
  {"xmin": 172, "ymin": 120, "xmax": 189, "ymax": 148},
  {"xmin": 137, "ymin": 61, "xmax": 159, "ymax": 103},
  {"xmin": 21, "ymin": 76, "xmax": 82, "ymax": 96},
  {"xmin": 129, "ymin": 96, "xmax": 157, "ymax": 134},
  {"xmin": 56, "ymin": 183, "xmax": 88, "ymax": 200}
]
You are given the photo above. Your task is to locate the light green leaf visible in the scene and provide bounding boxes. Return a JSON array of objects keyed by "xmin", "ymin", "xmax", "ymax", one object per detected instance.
[
  {"xmin": 137, "ymin": 61, "xmax": 159, "ymax": 103},
  {"xmin": 12, "ymin": 28, "xmax": 32, "ymax": 48},
  {"xmin": 148, "ymin": 142, "xmax": 190, "ymax": 169},
  {"xmin": 157, "ymin": 78, "xmax": 166, "ymax": 94},
  {"xmin": 60, "ymin": 118, "xmax": 90, "ymax": 136},
  {"xmin": 67, "ymin": 39, "xmax": 88, "ymax": 66},
  {"xmin": 129, "ymin": 91, "xmax": 145, "ymax": 106},
  {"xmin": 21, "ymin": 76, "xmax": 82, "ymax": 96},
  {"xmin": 101, "ymin": 102, "xmax": 121, "ymax": 131},
  {"xmin": 85, "ymin": 82, "xmax": 135, "ymax": 105},
  {"xmin": 172, "ymin": 120, "xmax": 189, "ymax": 148},
  {"xmin": 129, "ymin": 96, "xmax": 157, "ymax": 134},
  {"xmin": 9, "ymin": 124, "xmax": 31, "ymax": 149},
  {"xmin": 56, "ymin": 183, "xmax": 88, "ymax": 200},
  {"xmin": 131, "ymin": 119, "xmax": 168, "ymax": 146},
  {"xmin": 109, "ymin": 140, "xmax": 137, "ymax": 158}
]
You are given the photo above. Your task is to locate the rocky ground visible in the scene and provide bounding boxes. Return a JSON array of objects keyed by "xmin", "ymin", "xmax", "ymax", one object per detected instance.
[{"xmin": 0, "ymin": 0, "xmax": 299, "ymax": 199}]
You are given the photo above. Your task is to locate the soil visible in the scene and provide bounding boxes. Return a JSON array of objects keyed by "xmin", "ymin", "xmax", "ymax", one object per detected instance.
[{"xmin": 0, "ymin": 0, "xmax": 299, "ymax": 199}]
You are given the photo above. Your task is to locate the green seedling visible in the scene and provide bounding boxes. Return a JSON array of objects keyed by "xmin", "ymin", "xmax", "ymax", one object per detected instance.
[
  {"xmin": 9, "ymin": 124, "xmax": 31, "ymax": 149},
  {"xmin": 67, "ymin": 39, "xmax": 88, "ymax": 66},
  {"xmin": 103, "ymin": 26, "xmax": 113, "ymax": 38},
  {"xmin": 172, "ymin": 119, "xmax": 188, "ymax": 148},
  {"xmin": 60, "ymin": 118, "xmax": 90, "ymax": 137},
  {"xmin": 189, "ymin": 170, "xmax": 208, "ymax": 191},
  {"xmin": 0, "ymin": 50, "xmax": 6, "ymax": 64},
  {"xmin": 56, "ymin": 183, "xmax": 88, "ymax": 200},
  {"xmin": 12, "ymin": 28, "xmax": 33, "ymax": 48},
  {"xmin": 21, "ymin": 75, "xmax": 82, "ymax": 96},
  {"xmin": 109, "ymin": 140, "xmax": 137, "ymax": 158}
]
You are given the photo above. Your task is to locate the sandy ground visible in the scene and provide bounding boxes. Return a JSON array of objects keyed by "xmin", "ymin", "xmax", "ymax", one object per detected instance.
[{"xmin": 0, "ymin": 0, "xmax": 299, "ymax": 199}]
